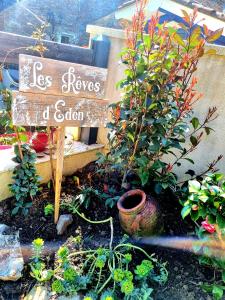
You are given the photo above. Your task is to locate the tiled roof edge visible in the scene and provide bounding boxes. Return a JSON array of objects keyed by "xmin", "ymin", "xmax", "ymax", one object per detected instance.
[{"xmin": 118, "ymin": 0, "xmax": 225, "ymax": 22}]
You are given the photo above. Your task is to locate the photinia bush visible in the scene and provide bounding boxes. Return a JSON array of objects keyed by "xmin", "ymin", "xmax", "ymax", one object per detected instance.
[{"xmin": 100, "ymin": 0, "xmax": 222, "ymax": 193}]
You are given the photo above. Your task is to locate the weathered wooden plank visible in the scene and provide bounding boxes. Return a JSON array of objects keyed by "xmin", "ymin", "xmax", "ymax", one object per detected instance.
[
  {"xmin": 54, "ymin": 126, "xmax": 65, "ymax": 224},
  {"xmin": 19, "ymin": 54, "xmax": 108, "ymax": 98},
  {"xmin": 12, "ymin": 92, "xmax": 109, "ymax": 127},
  {"xmin": 0, "ymin": 31, "xmax": 93, "ymax": 65}
]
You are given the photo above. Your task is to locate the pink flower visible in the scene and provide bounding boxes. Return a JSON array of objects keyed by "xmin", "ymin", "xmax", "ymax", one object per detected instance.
[{"xmin": 201, "ymin": 219, "xmax": 216, "ymax": 233}]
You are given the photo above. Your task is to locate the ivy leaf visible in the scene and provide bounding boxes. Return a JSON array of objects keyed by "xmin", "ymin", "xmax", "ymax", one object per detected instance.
[
  {"xmin": 181, "ymin": 205, "xmax": 191, "ymax": 219},
  {"xmin": 189, "ymin": 180, "xmax": 201, "ymax": 193},
  {"xmin": 191, "ymin": 117, "xmax": 199, "ymax": 129}
]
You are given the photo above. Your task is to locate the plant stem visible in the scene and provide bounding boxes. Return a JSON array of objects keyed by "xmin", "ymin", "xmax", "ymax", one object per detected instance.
[
  {"xmin": 114, "ymin": 243, "xmax": 153, "ymax": 261},
  {"xmin": 95, "ymin": 267, "xmax": 102, "ymax": 291},
  {"xmin": 97, "ymin": 274, "xmax": 112, "ymax": 294},
  {"xmin": 73, "ymin": 208, "xmax": 114, "ymax": 250}
]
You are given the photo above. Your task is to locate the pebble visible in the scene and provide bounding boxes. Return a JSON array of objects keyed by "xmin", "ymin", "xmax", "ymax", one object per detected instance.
[
  {"xmin": 56, "ymin": 214, "xmax": 73, "ymax": 235},
  {"xmin": 174, "ymin": 266, "xmax": 178, "ymax": 272},
  {"xmin": 183, "ymin": 284, "xmax": 188, "ymax": 291}
]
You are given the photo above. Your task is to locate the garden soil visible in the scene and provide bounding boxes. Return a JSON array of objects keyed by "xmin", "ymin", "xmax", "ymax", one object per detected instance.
[{"xmin": 0, "ymin": 162, "xmax": 218, "ymax": 300}]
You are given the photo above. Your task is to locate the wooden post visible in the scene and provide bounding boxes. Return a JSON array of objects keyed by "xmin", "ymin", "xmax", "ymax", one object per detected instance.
[{"xmin": 54, "ymin": 126, "xmax": 65, "ymax": 224}]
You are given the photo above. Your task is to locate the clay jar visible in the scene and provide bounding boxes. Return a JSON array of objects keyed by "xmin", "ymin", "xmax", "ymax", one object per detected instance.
[{"xmin": 117, "ymin": 189, "xmax": 162, "ymax": 236}]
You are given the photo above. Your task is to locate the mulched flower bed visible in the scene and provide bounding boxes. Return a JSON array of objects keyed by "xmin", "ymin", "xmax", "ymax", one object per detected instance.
[{"xmin": 0, "ymin": 162, "xmax": 216, "ymax": 299}]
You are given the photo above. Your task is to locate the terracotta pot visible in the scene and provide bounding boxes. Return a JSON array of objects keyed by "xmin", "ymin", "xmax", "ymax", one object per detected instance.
[{"xmin": 117, "ymin": 189, "xmax": 163, "ymax": 236}]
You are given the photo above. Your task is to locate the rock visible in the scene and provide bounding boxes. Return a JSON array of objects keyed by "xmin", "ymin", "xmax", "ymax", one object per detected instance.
[
  {"xmin": 24, "ymin": 285, "xmax": 49, "ymax": 300},
  {"xmin": 0, "ymin": 224, "xmax": 10, "ymax": 234},
  {"xmin": 56, "ymin": 214, "xmax": 73, "ymax": 235},
  {"xmin": 173, "ymin": 266, "xmax": 178, "ymax": 272},
  {"xmin": 0, "ymin": 225, "xmax": 24, "ymax": 281}
]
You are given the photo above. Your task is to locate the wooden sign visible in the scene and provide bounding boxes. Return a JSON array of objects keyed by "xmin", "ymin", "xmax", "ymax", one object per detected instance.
[
  {"xmin": 13, "ymin": 53, "xmax": 110, "ymax": 224},
  {"xmin": 19, "ymin": 54, "xmax": 108, "ymax": 99},
  {"xmin": 12, "ymin": 92, "xmax": 108, "ymax": 127}
]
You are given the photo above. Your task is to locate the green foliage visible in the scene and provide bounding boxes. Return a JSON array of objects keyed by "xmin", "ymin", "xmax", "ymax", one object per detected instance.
[
  {"xmin": 44, "ymin": 203, "xmax": 54, "ymax": 216},
  {"xmin": 9, "ymin": 144, "xmax": 41, "ymax": 216},
  {"xmin": 52, "ymin": 279, "xmax": 65, "ymax": 293},
  {"xmin": 180, "ymin": 174, "xmax": 225, "ymax": 229},
  {"xmin": 62, "ymin": 185, "xmax": 122, "ymax": 210},
  {"xmin": 30, "ymin": 238, "xmax": 53, "ymax": 282},
  {"xmin": 74, "ymin": 186, "xmax": 103, "ymax": 209},
  {"xmin": 30, "ymin": 236, "xmax": 168, "ymax": 299},
  {"xmin": 135, "ymin": 260, "xmax": 153, "ymax": 279},
  {"xmin": 181, "ymin": 174, "xmax": 225, "ymax": 299},
  {"xmin": 97, "ymin": 8, "xmax": 220, "ymax": 193}
]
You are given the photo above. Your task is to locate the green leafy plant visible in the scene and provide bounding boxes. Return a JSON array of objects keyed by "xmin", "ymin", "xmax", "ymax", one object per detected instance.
[
  {"xmin": 44, "ymin": 203, "xmax": 54, "ymax": 216},
  {"xmin": 30, "ymin": 238, "xmax": 53, "ymax": 282},
  {"xmin": 181, "ymin": 173, "xmax": 225, "ymax": 229},
  {"xmin": 66, "ymin": 185, "xmax": 122, "ymax": 209},
  {"xmin": 181, "ymin": 174, "xmax": 225, "ymax": 299},
  {"xmin": 30, "ymin": 204, "xmax": 168, "ymax": 299},
  {"xmin": 98, "ymin": 2, "xmax": 222, "ymax": 193},
  {"xmin": 9, "ymin": 144, "xmax": 41, "ymax": 215}
]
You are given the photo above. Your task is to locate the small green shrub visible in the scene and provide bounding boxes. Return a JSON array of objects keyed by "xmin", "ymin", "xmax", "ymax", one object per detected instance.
[
  {"xmin": 44, "ymin": 203, "xmax": 54, "ymax": 216},
  {"xmin": 30, "ymin": 238, "xmax": 53, "ymax": 282}
]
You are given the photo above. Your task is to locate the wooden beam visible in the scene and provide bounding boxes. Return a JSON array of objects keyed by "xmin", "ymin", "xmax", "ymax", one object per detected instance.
[
  {"xmin": 0, "ymin": 31, "xmax": 93, "ymax": 65},
  {"xmin": 54, "ymin": 126, "xmax": 65, "ymax": 224}
]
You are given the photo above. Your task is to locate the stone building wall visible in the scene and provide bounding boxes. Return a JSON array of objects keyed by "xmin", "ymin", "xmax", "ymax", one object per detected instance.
[{"xmin": 0, "ymin": 0, "xmax": 126, "ymax": 46}]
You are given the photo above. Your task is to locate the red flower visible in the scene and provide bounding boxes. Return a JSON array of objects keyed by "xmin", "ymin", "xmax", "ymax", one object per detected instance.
[{"xmin": 201, "ymin": 218, "xmax": 215, "ymax": 233}]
